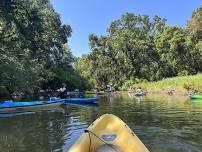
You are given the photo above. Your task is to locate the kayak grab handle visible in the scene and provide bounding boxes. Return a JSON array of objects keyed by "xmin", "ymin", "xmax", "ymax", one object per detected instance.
[{"xmin": 102, "ymin": 134, "xmax": 117, "ymax": 142}]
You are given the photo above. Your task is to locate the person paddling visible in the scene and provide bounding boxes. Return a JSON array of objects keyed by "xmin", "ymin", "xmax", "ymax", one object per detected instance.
[{"xmin": 58, "ymin": 84, "xmax": 67, "ymax": 98}]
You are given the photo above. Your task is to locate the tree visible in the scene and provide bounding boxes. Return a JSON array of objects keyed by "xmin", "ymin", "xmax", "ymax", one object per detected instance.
[
  {"xmin": 86, "ymin": 13, "xmax": 166, "ymax": 88},
  {"xmin": 0, "ymin": 0, "xmax": 87, "ymax": 96},
  {"xmin": 187, "ymin": 6, "xmax": 202, "ymax": 41}
]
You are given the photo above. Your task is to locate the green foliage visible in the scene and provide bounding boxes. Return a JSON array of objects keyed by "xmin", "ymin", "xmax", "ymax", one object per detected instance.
[
  {"xmin": 134, "ymin": 74, "xmax": 202, "ymax": 93},
  {"xmin": 45, "ymin": 65, "xmax": 90, "ymax": 91},
  {"xmin": 1, "ymin": 1, "xmax": 202, "ymax": 94},
  {"xmin": 187, "ymin": 6, "xmax": 202, "ymax": 40},
  {"xmin": 77, "ymin": 6, "xmax": 202, "ymax": 89},
  {"xmin": 155, "ymin": 26, "xmax": 199, "ymax": 76},
  {"xmin": 75, "ymin": 55, "xmax": 96, "ymax": 88},
  {"xmin": 0, "ymin": 0, "xmax": 88, "ymax": 96},
  {"xmin": 122, "ymin": 78, "xmax": 147, "ymax": 90},
  {"xmin": 85, "ymin": 13, "xmax": 166, "ymax": 88},
  {"xmin": 78, "ymin": 13, "xmax": 165, "ymax": 88}
]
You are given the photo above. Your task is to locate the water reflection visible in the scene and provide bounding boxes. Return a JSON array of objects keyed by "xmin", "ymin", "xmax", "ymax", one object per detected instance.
[
  {"xmin": 0, "ymin": 111, "xmax": 35, "ymax": 118},
  {"xmin": 64, "ymin": 103, "xmax": 99, "ymax": 109},
  {"xmin": 0, "ymin": 94, "xmax": 201, "ymax": 152}
]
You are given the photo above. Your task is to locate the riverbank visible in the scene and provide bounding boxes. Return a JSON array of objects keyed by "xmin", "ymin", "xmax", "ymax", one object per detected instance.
[{"xmin": 125, "ymin": 74, "xmax": 202, "ymax": 96}]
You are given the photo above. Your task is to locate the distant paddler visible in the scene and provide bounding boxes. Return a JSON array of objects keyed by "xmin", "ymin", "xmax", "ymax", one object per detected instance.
[
  {"xmin": 134, "ymin": 87, "xmax": 145, "ymax": 96},
  {"xmin": 57, "ymin": 83, "xmax": 68, "ymax": 98}
]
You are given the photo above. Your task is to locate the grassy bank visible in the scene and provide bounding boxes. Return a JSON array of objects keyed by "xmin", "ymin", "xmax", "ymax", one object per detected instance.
[{"xmin": 125, "ymin": 74, "xmax": 202, "ymax": 94}]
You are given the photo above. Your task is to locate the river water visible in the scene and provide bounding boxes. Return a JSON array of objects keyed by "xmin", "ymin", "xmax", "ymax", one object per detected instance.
[{"xmin": 0, "ymin": 93, "xmax": 202, "ymax": 152}]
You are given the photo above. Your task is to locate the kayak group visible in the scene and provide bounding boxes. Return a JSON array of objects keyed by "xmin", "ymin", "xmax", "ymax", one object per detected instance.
[
  {"xmin": 1, "ymin": 85, "xmax": 202, "ymax": 152},
  {"xmin": 0, "ymin": 96, "xmax": 99, "ymax": 114},
  {"xmin": 0, "ymin": 94, "xmax": 150, "ymax": 152}
]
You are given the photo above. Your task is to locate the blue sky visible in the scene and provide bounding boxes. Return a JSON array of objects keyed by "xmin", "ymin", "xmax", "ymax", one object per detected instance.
[{"xmin": 50, "ymin": 0, "xmax": 202, "ymax": 57}]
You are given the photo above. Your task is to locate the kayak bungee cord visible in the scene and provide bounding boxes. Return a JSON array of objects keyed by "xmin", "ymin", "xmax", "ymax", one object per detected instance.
[
  {"xmin": 84, "ymin": 129, "xmax": 120, "ymax": 152},
  {"xmin": 87, "ymin": 130, "xmax": 91, "ymax": 152}
]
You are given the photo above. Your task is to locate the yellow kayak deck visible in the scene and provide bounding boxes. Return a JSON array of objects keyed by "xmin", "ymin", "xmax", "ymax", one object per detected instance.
[{"xmin": 68, "ymin": 114, "xmax": 150, "ymax": 152}]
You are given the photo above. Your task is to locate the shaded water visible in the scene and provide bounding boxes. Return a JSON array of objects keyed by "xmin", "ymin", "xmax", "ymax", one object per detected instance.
[{"xmin": 0, "ymin": 93, "xmax": 202, "ymax": 152}]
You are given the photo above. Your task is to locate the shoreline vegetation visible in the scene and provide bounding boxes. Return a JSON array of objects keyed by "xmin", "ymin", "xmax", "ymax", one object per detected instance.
[
  {"xmin": 123, "ymin": 74, "xmax": 202, "ymax": 96},
  {"xmin": 0, "ymin": 0, "xmax": 90, "ymax": 99},
  {"xmin": 76, "ymin": 6, "xmax": 202, "ymax": 94},
  {"xmin": 1, "ymin": 1, "xmax": 202, "ymax": 98},
  {"xmin": 85, "ymin": 74, "xmax": 202, "ymax": 97}
]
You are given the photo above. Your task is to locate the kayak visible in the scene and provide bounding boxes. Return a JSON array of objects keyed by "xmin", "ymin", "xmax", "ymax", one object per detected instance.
[
  {"xmin": 190, "ymin": 95, "xmax": 202, "ymax": 100},
  {"xmin": 134, "ymin": 92, "xmax": 144, "ymax": 97},
  {"xmin": 50, "ymin": 97, "xmax": 99, "ymax": 104},
  {"xmin": 0, "ymin": 100, "xmax": 63, "ymax": 113},
  {"xmin": 68, "ymin": 114, "xmax": 149, "ymax": 152}
]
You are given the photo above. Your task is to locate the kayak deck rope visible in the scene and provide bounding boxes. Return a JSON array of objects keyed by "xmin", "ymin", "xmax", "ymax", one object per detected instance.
[
  {"xmin": 84, "ymin": 129, "xmax": 120, "ymax": 152},
  {"xmin": 87, "ymin": 130, "xmax": 91, "ymax": 152}
]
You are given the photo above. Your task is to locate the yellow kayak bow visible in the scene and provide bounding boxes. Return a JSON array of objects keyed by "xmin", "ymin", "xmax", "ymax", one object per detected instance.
[{"xmin": 68, "ymin": 114, "xmax": 150, "ymax": 152}]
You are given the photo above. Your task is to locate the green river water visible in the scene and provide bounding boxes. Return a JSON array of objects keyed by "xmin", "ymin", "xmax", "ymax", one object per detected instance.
[{"xmin": 0, "ymin": 93, "xmax": 202, "ymax": 152}]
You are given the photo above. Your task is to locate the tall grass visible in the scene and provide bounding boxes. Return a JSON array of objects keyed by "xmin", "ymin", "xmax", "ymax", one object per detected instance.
[{"xmin": 129, "ymin": 74, "xmax": 202, "ymax": 92}]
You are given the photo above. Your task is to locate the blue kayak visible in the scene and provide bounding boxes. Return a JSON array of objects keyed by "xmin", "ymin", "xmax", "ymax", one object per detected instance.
[
  {"xmin": 0, "ymin": 100, "xmax": 63, "ymax": 113},
  {"xmin": 50, "ymin": 97, "xmax": 99, "ymax": 104}
]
